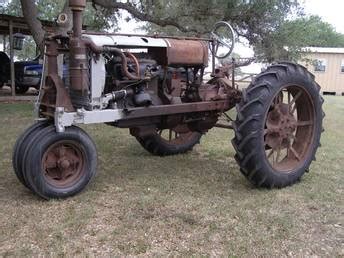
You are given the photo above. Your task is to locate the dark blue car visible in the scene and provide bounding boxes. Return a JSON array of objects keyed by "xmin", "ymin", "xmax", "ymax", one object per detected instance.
[{"xmin": 0, "ymin": 51, "xmax": 42, "ymax": 94}]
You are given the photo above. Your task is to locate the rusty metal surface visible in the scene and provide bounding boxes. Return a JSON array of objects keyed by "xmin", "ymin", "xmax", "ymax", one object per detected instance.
[
  {"xmin": 264, "ymin": 86, "xmax": 315, "ymax": 172},
  {"xmin": 42, "ymin": 140, "xmax": 85, "ymax": 188},
  {"xmin": 39, "ymin": 40, "xmax": 74, "ymax": 113},
  {"xmin": 122, "ymin": 100, "xmax": 233, "ymax": 120},
  {"xmin": 165, "ymin": 39, "xmax": 208, "ymax": 66},
  {"xmin": 39, "ymin": 0, "xmax": 241, "ymax": 129},
  {"xmin": 69, "ymin": 38, "xmax": 89, "ymax": 93},
  {"xmin": 157, "ymin": 127, "xmax": 198, "ymax": 145},
  {"xmin": 124, "ymin": 52, "xmax": 140, "ymax": 77},
  {"xmin": 69, "ymin": 0, "xmax": 86, "ymax": 10}
]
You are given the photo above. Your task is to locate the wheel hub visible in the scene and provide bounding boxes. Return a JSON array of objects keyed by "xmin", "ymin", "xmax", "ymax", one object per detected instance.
[
  {"xmin": 266, "ymin": 103, "xmax": 297, "ymax": 149},
  {"xmin": 58, "ymin": 159, "xmax": 71, "ymax": 170},
  {"xmin": 42, "ymin": 142, "xmax": 84, "ymax": 188}
]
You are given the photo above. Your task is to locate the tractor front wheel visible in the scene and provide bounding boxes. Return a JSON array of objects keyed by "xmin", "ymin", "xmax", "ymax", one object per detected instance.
[
  {"xmin": 12, "ymin": 121, "xmax": 50, "ymax": 189},
  {"xmin": 21, "ymin": 125, "xmax": 97, "ymax": 199}
]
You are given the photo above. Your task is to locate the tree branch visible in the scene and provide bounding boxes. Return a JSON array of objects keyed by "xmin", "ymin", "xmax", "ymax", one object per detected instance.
[
  {"xmin": 90, "ymin": 0, "xmax": 202, "ymax": 34},
  {"xmin": 20, "ymin": 0, "xmax": 45, "ymax": 53}
]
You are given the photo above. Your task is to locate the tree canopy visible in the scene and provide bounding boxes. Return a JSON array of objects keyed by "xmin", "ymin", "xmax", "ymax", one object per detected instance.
[
  {"xmin": 1, "ymin": 0, "xmax": 343, "ymax": 62},
  {"xmin": 0, "ymin": 0, "xmax": 119, "ymax": 31},
  {"xmin": 254, "ymin": 15, "xmax": 344, "ymax": 62}
]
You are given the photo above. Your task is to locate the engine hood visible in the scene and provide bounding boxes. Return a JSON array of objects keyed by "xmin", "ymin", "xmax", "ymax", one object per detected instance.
[{"xmin": 83, "ymin": 34, "xmax": 168, "ymax": 48}]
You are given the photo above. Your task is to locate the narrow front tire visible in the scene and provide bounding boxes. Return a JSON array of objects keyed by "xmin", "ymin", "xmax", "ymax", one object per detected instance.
[{"xmin": 23, "ymin": 126, "xmax": 98, "ymax": 199}]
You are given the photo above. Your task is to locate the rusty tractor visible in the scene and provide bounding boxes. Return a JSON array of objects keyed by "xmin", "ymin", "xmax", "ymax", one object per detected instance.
[{"xmin": 13, "ymin": 0, "xmax": 324, "ymax": 199}]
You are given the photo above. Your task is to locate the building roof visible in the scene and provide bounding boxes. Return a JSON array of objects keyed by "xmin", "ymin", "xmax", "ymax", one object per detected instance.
[
  {"xmin": 0, "ymin": 14, "xmax": 88, "ymax": 36},
  {"xmin": 0, "ymin": 14, "xmax": 55, "ymax": 35},
  {"xmin": 302, "ymin": 47, "xmax": 344, "ymax": 54}
]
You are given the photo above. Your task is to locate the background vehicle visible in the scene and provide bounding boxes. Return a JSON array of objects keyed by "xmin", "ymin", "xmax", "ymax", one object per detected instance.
[
  {"xmin": 0, "ymin": 52, "xmax": 10, "ymax": 88},
  {"xmin": 13, "ymin": 0, "xmax": 324, "ymax": 199},
  {"xmin": 0, "ymin": 51, "xmax": 42, "ymax": 94}
]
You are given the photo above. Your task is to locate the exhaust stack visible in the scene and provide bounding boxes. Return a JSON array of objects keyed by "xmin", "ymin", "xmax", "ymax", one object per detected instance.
[
  {"xmin": 69, "ymin": 0, "xmax": 86, "ymax": 37},
  {"xmin": 68, "ymin": 0, "xmax": 88, "ymax": 95}
]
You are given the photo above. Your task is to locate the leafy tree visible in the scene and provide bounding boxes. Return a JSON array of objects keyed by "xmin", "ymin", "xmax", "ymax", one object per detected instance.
[
  {"xmin": 140, "ymin": 1, "xmax": 344, "ymax": 62},
  {"xmin": 0, "ymin": 0, "xmax": 118, "ymax": 30},
  {"xmin": 8, "ymin": 0, "xmax": 302, "ymax": 55},
  {"xmin": 254, "ymin": 15, "xmax": 344, "ymax": 62},
  {"xmin": 1, "ymin": 0, "xmax": 344, "ymax": 62},
  {"xmin": 0, "ymin": 0, "xmax": 120, "ymax": 59}
]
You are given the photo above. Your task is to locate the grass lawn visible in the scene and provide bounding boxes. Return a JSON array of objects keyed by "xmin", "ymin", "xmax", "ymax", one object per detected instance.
[{"xmin": 0, "ymin": 96, "xmax": 343, "ymax": 256}]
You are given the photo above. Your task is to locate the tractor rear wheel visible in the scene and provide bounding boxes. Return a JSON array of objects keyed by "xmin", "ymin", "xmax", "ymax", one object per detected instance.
[
  {"xmin": 232, "ymin": 62, "xmax": 324, "ymax": 188},
  {"xmin": 136, "ymin": 125, "xmax": 202, "ymax": 156}
]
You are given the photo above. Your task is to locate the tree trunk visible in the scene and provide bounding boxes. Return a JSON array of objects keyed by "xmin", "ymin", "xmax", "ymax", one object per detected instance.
[
  {"xmin": 56, "ymin": 0, "xmax": 73, "ymax": 36},
  {"xmin": 20, "ymin": 0, "xmax": 45, "ymax": 53}
]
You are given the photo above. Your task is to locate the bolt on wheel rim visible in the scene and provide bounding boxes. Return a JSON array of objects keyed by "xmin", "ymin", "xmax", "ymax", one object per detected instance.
[
  {"xmin": 42, "ymin": 140, "xmax": 85, "ymax": 188},
  {"xmin": 264, "ymin": 85, "xmax": 315, "ymax": 173}
]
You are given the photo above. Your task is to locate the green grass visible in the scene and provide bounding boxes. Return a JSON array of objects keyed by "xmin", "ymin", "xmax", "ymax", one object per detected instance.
[{"xmin": 0, "ymin": 96, "xmax": 343, "ymax": 256}]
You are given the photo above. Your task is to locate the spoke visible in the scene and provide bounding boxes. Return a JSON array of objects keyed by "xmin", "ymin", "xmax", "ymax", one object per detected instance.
[
  {"xmin": 175, "ymin": 131, "xmax": 178, "ymax": 139},
  {"xmin": 55, "ymin": 146, "xmax": 66, "ymax": 158},
  {"xmin": 275, "ymin": 147, "xmax": 281, "ymax": 164},
  {"xmin": 45, "ymin": 154, "xmax": 57, "ymax": 169},
  {"xmin": 214, "ymin": 34, "xmax": 232, "ymax": 49},
  {"xmin": 289, "ymin": 91, "xmax": 302, "ymax": 110},
  {"xmin": 214, "ymin": 43, "xmax": 220, "ymax": 56},
  {"xmin": 279, "ymin": 92, "xmax": 284, "ymax": 104},
  {"xmin": 291, "ymin": 104, "xmax": 297, "ymax": 115},
  {"xmin": 267, "ymin": 149, "xmax": 274, "ymax": 159},
  {"xmin": 169, "ymin": 129, "xmax": 172, "ymax": 141},
  {"xmin": 222, "ymin": 112, "xmax": 233, "ymax": 122},
  {"xmin": 62, "ymin": 171, "xmax": 73, "ymax": 180},
  {"xmin": 288, "ymin": 134, "xmax": 297, "ymax": 142},
  {"xmin": 288, "ymin": 91, "xmax": 291, "ymax": 104},
  {"xmin": 67, "ymin": 153, "xmax": 79, "ymax": 165},
  {"xmin": 297, "ymin": 120, "xmax": 313, "ymax": 127},
  {"xmin": 289, "ymin": 146, "xmax": 301, "ymax": 161},
  {"xmin": 158, "ymin": 130, "xmax": 162, "ymax": 136},
  {"xmin": 273, "ymin": 92, "xmax": 284, "ymax": 106}
]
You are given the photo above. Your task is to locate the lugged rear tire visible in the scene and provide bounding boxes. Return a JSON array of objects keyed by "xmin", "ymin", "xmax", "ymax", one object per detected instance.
[
  {"xmin": 232, "ymin": 62, "xmax": 324, "ymax": 188},
  {"xmin": 136, "ymin": 128, "xmax": 202, "ymax": 156}
]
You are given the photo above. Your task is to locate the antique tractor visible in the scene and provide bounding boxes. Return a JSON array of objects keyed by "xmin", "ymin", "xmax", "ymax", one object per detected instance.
[{"xmin": 13, "ymin": 0, "xmax": 324, "ymax": 199}]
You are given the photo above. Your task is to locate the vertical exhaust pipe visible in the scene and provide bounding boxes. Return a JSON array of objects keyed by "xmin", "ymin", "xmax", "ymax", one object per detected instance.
[
  {"xmin": 69, "ymin": 0, "xmax": 85, "ymax": 37},
  {"xmin": 68, "ymin": 0, "xmax": 89, "ymax": 95}
]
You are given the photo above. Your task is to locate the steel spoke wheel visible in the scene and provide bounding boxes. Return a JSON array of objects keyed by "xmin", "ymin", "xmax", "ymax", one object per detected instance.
[
  {"xmin": 135, "ymin": 125, "xmax": 202, "ymax": 156},
  {"xmin": 232, "ymin": 62, "xmax": 324, "ymax": 188},
  {"xmin": 157, "ymin": 127, "xmax": 198, "ymax": 146},
  {"xmin": 264, "ymin": 86, "xmax": 315, "ymax": 172}
]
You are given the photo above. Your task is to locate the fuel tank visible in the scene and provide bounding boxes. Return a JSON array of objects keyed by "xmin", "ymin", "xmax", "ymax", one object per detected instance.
[{"xmin": 164, "ymin": 39, "xmax": 208, "ymax": 67}]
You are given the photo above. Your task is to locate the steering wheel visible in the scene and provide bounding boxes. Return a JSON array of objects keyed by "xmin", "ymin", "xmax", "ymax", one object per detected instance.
[
  {"xmin": 210, "ymin": 21, "xmax": 235, "ymax": 59},
  {"xmin": 124, "ymin": 52, "xmax": 140, "ymax": 77}
]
